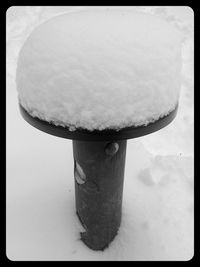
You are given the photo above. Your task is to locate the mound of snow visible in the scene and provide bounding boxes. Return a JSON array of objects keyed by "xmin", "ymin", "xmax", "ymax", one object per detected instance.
[{"xmin": 16, "ymin": 8, "xmax": 182, "ymax": 131}]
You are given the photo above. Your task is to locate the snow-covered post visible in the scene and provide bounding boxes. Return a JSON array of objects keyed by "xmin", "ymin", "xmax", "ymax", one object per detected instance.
[
  {"xmin": 73, "ymin": 140, "xmax": 127, "ymax": 250},
  {"xmin": 16, "ymin": 8, "xmax": 182, "ymax": 252}
]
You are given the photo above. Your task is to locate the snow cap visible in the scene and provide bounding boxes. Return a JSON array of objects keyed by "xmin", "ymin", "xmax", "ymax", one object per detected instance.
[{"xmin": 17, "ymin": 8, "xmax": 182, "ymax": 131}]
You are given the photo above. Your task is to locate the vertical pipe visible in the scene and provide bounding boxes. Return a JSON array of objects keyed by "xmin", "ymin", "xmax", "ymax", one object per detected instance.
[{"xmin": 72, "ymin": 140, "xmax": 127, "ymax": 250}]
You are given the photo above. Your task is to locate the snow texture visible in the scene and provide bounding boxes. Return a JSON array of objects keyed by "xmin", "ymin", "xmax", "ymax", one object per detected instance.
[
  {"xmin": 16, "ymin": 7, "xmax": 182, "ymax": 131},
  {"xmin": 7, "ymin": 6, "xmax": 194, "ymax": 261}
]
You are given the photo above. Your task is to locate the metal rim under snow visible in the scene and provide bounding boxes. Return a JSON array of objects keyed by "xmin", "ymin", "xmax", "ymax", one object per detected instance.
[{"xmin": 19, "ymin": 104, "xmax": 178, "ymax": 141}]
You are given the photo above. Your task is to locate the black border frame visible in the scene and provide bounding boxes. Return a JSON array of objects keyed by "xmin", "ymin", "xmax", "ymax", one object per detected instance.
[{"xmin": 4, "ymin": 3, "xmax": 197, "ymax": 264}]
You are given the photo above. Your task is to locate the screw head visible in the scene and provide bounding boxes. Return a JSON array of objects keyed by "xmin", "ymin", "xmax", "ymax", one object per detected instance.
[{"xmin": 105, "ymin": 142, "xmax": 119, "ymax": 156}]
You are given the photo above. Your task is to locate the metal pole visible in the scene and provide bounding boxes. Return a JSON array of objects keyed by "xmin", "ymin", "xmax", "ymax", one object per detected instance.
[{"xmin": 73, "ymin": 140, "xmax": 127, "ymax": 250}]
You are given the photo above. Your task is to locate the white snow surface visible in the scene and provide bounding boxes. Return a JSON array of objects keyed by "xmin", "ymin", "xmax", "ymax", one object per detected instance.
[
  {"xmin": 7, "ymin": 6, "xmax": 194, "ymax": 261},
  {"xmin": 16, "ymin": 8, "xmax": 182, "ymax": 130}
]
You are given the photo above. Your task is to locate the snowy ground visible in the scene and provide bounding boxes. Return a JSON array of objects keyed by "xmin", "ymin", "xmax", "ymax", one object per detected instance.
[{"xmin": 6, "ymin": 6, "xmax": 194, "ymax": 261}]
